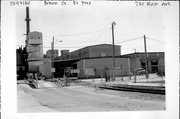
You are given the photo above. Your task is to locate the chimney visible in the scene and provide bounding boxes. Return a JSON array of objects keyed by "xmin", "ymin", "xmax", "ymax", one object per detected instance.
[{"xmin": 25, "ymin": 7, "xmax": 31, "ymax": 46}]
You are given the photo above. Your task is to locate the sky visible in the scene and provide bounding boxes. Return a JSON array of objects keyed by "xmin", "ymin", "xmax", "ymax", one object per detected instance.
[{"xmin": 16, "ymin": 5, "xmax": 165, "ymax": 55}]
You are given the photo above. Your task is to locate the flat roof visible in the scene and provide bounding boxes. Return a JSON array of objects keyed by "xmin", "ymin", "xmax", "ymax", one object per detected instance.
[
  {"xmin": 54, "ymin": 56, "xmax": 129, "ymax": 63},
  {"xmin": 82, "ymin": 56, "xmax": 129, "ymax": 59},
  {"xmin": 122, "ymin": 52, "xmax": 164, "ymax": 56},
  {"xmin": 71, "ymin": 43, "xmax": 121, "ymax": 53},
  {"xmin": 54, "ymin": 59, "xmax": 80, "ymax": 63}
]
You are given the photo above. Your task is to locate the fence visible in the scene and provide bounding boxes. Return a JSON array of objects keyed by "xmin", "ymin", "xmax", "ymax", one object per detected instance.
[
  {"xmin": 69, "ymin": 64, "xmax": 165, "ymax": 83},
  {"xmin": 76, "ymin": 66, "xmax": 131, "ymax": 79}
]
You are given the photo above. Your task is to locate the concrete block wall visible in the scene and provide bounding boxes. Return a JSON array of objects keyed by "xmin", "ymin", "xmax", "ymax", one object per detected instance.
[{"xmin": 77, "ymin": 57, "xmax": 131, "ymax": 78}]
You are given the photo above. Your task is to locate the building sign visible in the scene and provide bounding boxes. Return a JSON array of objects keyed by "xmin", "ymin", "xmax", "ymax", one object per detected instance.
[
  {"xmin": 51, "ymin": 68, "xmax": 55, "ymax": 72},
  {"xmin": 70, "ymin": 69, "xmax": 80, "ymax": 73}
]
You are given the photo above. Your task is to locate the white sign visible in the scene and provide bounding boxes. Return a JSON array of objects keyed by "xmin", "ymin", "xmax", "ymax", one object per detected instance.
[
  {"xmin": 70, "ymin": 69, "xmax": 80, "ymax": 73},
  {"xmin": 51, "ymin": 68, "xmax": 55, "ymax": 72}
]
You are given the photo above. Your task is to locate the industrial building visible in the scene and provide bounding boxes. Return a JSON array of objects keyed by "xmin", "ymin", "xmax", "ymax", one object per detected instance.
[
  {"xmin": 61, "ymin": 50, "xmax": 69, "ymax": 56},
  {"xmin": 57, "ymin": 44, "xmax": 121, "ymax": 60},
  {"xmin": 76, "ymin": 57, "xmax": 131, "ymax": 78},
  {"xmin": 16, "ymin": 47, "xmax": 26, "ymax": 80},
  {"xmin": 27, "ymin": 31, "xmax": 44, "ymax": 72},
  {"xmin": 54, "ymin": 44, "xmax": 131, "ymax": 78},
  {"xmin": 16, "ymin": 7, "xmax": 52, "ymax": 79},
  {"xmin": 122, "ymin": 52, "xmax": 165, "ymax": 75},
  {"xmin": 27, "ymin": 31, "xmax": 53, "ymax": 78},
  {"xmin": 39, "ymin": 59, "xmax": 52, "ymax": 78},
  {"xmin": 46, "ymin": 49, "xmax": 59, "ymax": 60}
]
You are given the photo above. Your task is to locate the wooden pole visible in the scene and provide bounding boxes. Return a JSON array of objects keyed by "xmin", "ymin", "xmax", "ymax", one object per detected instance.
[{"xmin": 144, "ymin": 35, "xmax": 149, "ymax": 79}]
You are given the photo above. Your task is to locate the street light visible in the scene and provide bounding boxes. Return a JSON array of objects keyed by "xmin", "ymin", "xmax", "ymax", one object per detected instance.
[{"xmin": 51, "ymin": 37, "xmax": 63, "ymax": 79}]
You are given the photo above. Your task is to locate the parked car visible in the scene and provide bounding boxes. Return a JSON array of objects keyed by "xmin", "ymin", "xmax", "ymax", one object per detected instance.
[
  {"xmin": 157, "ymin": 71, "xmax": 165, "ymax": 76},
  {"xmin": 136, "ymin": 68, "xmax": 146, "ymax": 75}
]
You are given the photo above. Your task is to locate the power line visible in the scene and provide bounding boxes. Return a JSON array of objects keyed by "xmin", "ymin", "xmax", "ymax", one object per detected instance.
[
  {"xmin": 147, "ymin": 44, "xmax": 164, "ymax": 48},
  {"xmin": 16, "ymin": 36, "xmax": 144, "ymax": 48},
  {"xmin": 16, "ymin": 45, "xmax": 85, "ymax": 49},
  {"xmin": 115, "ymin": 37, "xmax": 143, "ymax": 44},
  {"xmin": 43, "ymin": 32, "xmax": 111, "ymax": 45},
  {"xmin": 44, "ymin": 27, "xmax": 111, "ymax": 38},
  {"xmin": 16, "ymin": 36, "xmax": 163, "ymax": 51},
  {"xmin": 43, "ymin": 46, "xmax": 84, "ymax": 48},
  {"xmin": 146, "ymin": 37, "xmax": 163, "ymax": 43}
]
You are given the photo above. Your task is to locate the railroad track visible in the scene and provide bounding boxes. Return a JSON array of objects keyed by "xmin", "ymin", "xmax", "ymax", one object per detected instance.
[
  {"xmin": 99, "ymin": 85, "xmax": 165, "ymax": 95},
  {"xmin": 67, "ymin": 80, "xmax": 165, "ymax": 95}
]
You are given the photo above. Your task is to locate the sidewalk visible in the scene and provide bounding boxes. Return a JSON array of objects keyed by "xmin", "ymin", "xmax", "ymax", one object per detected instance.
[{"xmin": 17, "ymin": 84, "xmax": 57, "ymax": 112}]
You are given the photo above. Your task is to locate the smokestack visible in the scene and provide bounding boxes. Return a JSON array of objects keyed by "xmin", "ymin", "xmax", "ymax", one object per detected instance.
[{"xmin": 25, "ymin": 7, "xmax": 31, "ymax": 46}]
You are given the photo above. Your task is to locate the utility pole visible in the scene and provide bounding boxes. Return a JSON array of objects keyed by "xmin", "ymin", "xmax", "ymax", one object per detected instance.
[
  {"xmin": 51, "ymin": 37, "xmax": 55, "ymax": 79},
  {"xmin": 51, "ymin": 38, "xmax": 62, "ymax": 79},
  {"xmin": 134, "ymin": 49, "xmax": 137, "ymax": 83},
  {"xmin": 112, "ymin": 21, "xmax": 116, "ymax": 81},
  {"xmin": 144, "ymin": 35, "xmax": 149, "ymax": 79}
]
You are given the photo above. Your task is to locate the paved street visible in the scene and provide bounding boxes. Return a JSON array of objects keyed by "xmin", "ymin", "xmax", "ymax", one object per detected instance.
[{"xmin": 18, "ymin": 81, "xmax": 165, "ymax": 112}]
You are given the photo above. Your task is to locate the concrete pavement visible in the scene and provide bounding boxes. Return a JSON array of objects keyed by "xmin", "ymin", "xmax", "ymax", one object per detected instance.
[
  {"xmin": 17, "ymin": 84, "xmax": 57, "ymax": 112},
  {"xmin": 17, "ymin": 80, "xmax": 165, "ymax": 112}
]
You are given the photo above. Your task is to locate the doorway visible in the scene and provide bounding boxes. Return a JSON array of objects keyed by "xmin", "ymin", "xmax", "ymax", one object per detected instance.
[{"xmin": 151, "ymin": 60, "xmax": 158, "ymax": 73}]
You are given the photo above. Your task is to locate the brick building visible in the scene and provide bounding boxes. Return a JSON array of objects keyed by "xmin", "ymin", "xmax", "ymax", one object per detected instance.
[
  {"xmin": 46, "ymin": 49, "xmax": 59, "ymax": 60},
  {"xmin": 54, "ymin": 44, "xmax": 131, "ymax": 78},
  {"xmin": 122, "ymin": 52, "xmax": 165, "ymax": 74},
  {"xmin": 56, "ymin": 44, "xmax": 121, "ymax": 60}
]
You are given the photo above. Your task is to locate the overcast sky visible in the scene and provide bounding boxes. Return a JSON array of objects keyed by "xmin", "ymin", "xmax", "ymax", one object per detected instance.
[{"xmin": 16, "ymin": 5, "xmax": 166, "ymax": 55}]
